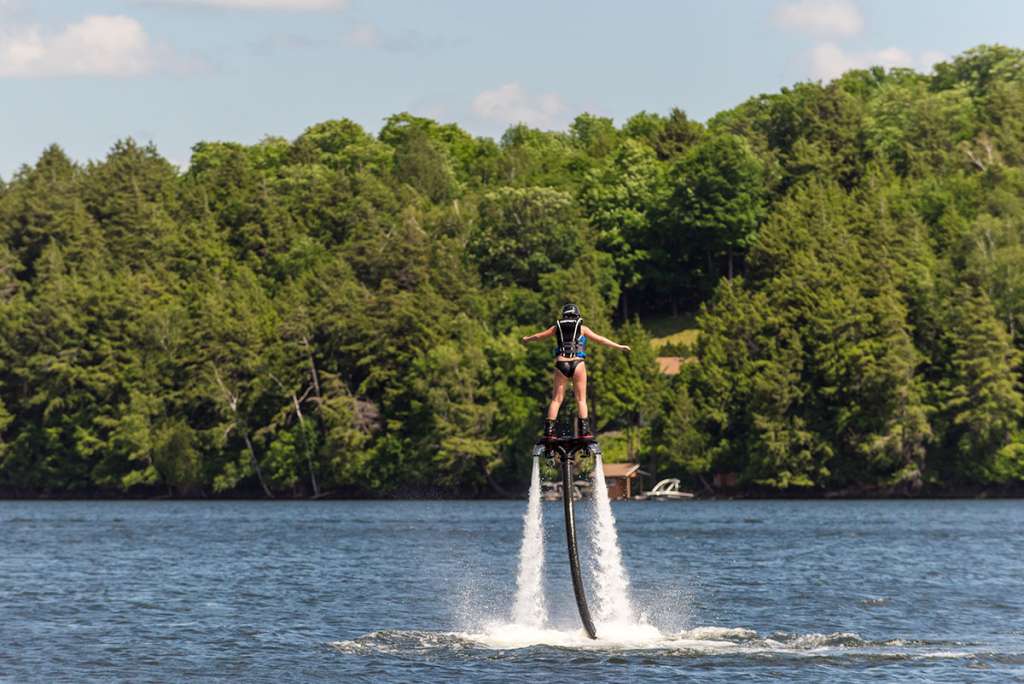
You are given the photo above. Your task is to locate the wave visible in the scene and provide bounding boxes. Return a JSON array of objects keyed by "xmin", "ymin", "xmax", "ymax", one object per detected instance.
[{"xmin": 330, "ymin": 625, "xmax": 984, "ymax": 662}]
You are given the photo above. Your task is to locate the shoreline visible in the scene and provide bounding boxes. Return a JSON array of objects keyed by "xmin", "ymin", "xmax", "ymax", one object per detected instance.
[{"xmin": 2, "ymin": 484, "xmax": 1023, "ymax": 502}]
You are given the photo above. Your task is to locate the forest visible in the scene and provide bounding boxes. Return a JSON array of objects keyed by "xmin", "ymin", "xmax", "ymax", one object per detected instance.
[{"xmin": 1, "ymin": 45, "xmax": 1023, "ymax": 498}]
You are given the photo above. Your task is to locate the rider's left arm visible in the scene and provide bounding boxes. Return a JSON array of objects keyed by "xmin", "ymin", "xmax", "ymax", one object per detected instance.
[{"xmin": 581, "ymin": 326, "xmax": 631, "ymax": 352}]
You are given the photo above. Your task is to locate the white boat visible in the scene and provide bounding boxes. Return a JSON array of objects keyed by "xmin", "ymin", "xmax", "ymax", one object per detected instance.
[{"xmin": 637, "ymin": 478, "xmax": 694, "ymax": 501}]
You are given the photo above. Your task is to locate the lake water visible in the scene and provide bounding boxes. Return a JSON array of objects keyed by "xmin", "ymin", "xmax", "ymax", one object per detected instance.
[{"xmin": 2, "ymin": 498, "xmax": 1022, "ymax": 682}]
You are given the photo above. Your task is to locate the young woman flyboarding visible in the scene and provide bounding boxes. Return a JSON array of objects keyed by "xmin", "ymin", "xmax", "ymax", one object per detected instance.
[{"xmin": 521, "ymin": 304, "xmax": 631, "ymax": 439}]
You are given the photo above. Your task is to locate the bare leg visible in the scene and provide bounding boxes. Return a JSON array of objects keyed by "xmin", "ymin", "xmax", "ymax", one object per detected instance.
[
  {"xmin": 573, "ymin": 363, "xmax": 588, "ymax": 419},
  {"xmin": 547, "ymin": 368, "xmax": 568, "ymax": 420}
]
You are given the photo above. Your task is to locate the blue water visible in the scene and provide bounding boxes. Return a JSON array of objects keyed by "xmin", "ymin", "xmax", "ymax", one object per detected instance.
[{"xmin": 2, "ymin": 499, "xmax": 1022, "ymax": 682}]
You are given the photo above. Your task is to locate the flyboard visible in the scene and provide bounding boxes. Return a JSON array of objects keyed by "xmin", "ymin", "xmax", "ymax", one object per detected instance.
[{"xmin": 532, "ymin": 430, "xmax": 601, "ymax": 640}]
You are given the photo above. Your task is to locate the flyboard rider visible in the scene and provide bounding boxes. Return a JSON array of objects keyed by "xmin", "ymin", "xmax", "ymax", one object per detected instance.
[{"xmin": 521, "ymin": 304, "xmax": 631, "ymax": 440}]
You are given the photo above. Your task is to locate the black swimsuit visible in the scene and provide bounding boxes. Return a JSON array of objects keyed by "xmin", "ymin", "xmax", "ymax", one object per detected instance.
[{"xmin": 555, "ymin": 359, "xmax": 583, "ymax": 379}]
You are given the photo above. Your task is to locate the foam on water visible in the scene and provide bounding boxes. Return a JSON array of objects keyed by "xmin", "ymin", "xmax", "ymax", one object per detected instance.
[
  {"xmin": 333, "ymin": 626, "xmax": 979, "ymax": 661},
  {"xmin": 465, "ymin": 620, "xmax": 669, "ymax": 649},
  {"xmin": 458, "ymin": 622, "xmax": 774, "ymax": 651},
  {"xmin": 510, "ymin": 456, "xmax": 546, "ymax": 627}
]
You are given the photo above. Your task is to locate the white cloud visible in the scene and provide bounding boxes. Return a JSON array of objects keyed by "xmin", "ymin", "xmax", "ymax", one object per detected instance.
[
  {"xmin": 0, "ymin": 0, "xmax": 26, "ymax": 19},
  {"xmin": 0, "ymin": 15, "xmax": 158, "ymax": 78},
  {"xmin": 775, "ymin": 0, "xmax": 863, "ymax": 37},
  {"xmin": 810, "ymin": 42, "xmax": 943, "ymax": 81},
  {"xmin": 153, "ymin": 0, "xmax": 347, "ymax": 9},
  {"xmin": 471, "ymin": 82, "xmax": 567, "ymax": 130}
]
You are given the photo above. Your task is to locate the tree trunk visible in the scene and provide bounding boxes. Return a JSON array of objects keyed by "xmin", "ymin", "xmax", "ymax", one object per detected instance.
[
  {"xmin": 212, "ymin": 364, "xmax": 273, "ymax": 499},
  {"xmin": 479, "ymin": 458, "xmax": 511, "ymax": 497},
  {"xmin": 302, "ymin": 337, "xmax": 326, "ymax": 496},
  {"xmin": 272, "ymin": 366, "xmax": 321, "ymax": 498},
  {"xmin": 648, "ymin": 450, "xmax": 659, "ymax": 486},
  {"xmin": 302, "ymin": 340, "xmax": 324, "ymax": 414},
  {"xmin": 242, "ymin": 431, "xmax": 274, "ymax": 498},
  {"xmin": 303, "ymin": 336, "xmax": 322, "ymax": 398},
  {"xmin": 291, "ymin": 395, "xmax": 320, "ymax": 498},
  {"xmin": 627, "ymin": 411, "xmax": 640, "ymax": 461},
  {"xmin": 728, "ymin": 248, "xmax": 734, "ymax": 279}
]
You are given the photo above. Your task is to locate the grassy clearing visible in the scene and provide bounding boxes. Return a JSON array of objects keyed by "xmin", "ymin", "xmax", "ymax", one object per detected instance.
[
  {"xmin": 651, "ymin": 328, "xmax": 701, "ymax": 348},
  {"xmin": 641, "ymin": 312, "xmax": 701, "ymax": 351}
]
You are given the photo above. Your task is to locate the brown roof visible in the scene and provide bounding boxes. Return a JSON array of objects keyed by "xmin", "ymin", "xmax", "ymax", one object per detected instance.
[
  {"xmin": 657, "ymin": 357, "xmax": 682, "ymax": 375},
  {"xmin": 656, "ymin": 356, "xmax": 698, "ymax": 375},
  {"xmin": 601, "ymin": 463, "xmax": 641, "ymax": 478}
]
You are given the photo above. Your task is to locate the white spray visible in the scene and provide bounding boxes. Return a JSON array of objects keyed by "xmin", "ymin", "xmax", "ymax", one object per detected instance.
[
  {"xmin": 511, "ymin": 456, "xmax": 547, "ymax": 627},
  {"xmin": 589, "ymin": 454, "xmax": 635, "ymax": 625}
]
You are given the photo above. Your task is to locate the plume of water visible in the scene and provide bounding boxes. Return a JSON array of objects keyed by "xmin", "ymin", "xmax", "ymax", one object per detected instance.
[
  {"xmin": 589, "ymin": 454, "xmax": 635, "ymax": 625},
  {"xmin": 511, "ymin": 456, "xmax": 547, "ymax": 627}
]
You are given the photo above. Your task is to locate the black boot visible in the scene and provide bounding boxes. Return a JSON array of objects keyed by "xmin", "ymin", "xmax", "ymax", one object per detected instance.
[
  {"xmin": 543, "ymin": 419, "xmax": 556, "ymax": 439},
  {"xmin": 578, "ymin": 416, "xmax": 592, "ymax": 438}
]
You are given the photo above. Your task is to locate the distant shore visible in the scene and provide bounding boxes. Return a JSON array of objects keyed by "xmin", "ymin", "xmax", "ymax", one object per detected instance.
[{"xmin": 3, "ymin": 483, "xmax": 1023, "ymax": 501}]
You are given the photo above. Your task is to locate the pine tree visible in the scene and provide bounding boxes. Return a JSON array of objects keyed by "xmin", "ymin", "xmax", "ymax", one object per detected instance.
[
  {"xmin": 939, "ymin": 285, "xmax": 1024, "ymax": 482},
  {"xmin": 648, "ymin": 376, "xmax": 707, "ymax": 484}
]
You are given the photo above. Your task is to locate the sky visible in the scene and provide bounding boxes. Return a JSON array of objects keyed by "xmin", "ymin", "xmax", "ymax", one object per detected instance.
[{"xmin": 1, "ymin": 0, "xmax": 1023, "ymax": 177}]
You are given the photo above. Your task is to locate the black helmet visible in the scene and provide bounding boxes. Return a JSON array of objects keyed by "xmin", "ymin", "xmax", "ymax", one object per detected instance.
[{"xmin": 561, "ymin": 303, "xmax": 581, "ymax": 319}]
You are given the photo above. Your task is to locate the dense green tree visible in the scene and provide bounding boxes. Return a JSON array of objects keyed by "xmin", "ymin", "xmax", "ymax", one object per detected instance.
[
  {"xmin": 647, "ymin": 374, "xmax": 707, "ymax": 484},
  {"xmin": 660, "ymin": 132, "xmax": 765, "ymax": 307},
  {"xmin": 695, "ymin": 178, "xmax": 935, "ymax": 490},
  {"xmin": 408, "ymin": 318, "xmax": 516, "ymax": 493},
  {"xmin": 497, "ymin": 125, "xmax": 576, "ymax": 188},
  {"xmin": 0, "ymin": 146, "xmax": 104, "ymax": 276},
  {"xmin": 194, "ymin": 266, "xmax": 281, "ymax": 496},
  {"xmin": 960, "ymin": 167, "xmax": 1024, "ymax": 340},
  {"xmin": 291, "ymin": 119, "xmax": 392, "ymax": 175},
  {"xmin": 653, "ymin": 108, "xmax": 705, "ymax": 161},
  {"xmin": 568, "ymin": 113, "xmax": 619, "ymax": 161},
  {"xmin": 82, "ymin": 139, "xmax": 184, "ymax": 269},
  {"xmin": 0, "ymin": 244, "xmax": 21, "ymax": 467},
  {"xmin": 469, "ymin": 186, "xmax": 582, "ymax": 290},
  {"xmin": 936, "ymin": 285, "xmax": 1024, "ymax": 482},
  {"xmin": 594, "ymin": 320, "xmax": 661, "ymax": 460},
  {"xmin": 579, "ymin": 139, "xmax": 669, "ymax": 316},
  {"xmin": 864, "ymin": 72, "xmax": 977, "ymax": 176}
]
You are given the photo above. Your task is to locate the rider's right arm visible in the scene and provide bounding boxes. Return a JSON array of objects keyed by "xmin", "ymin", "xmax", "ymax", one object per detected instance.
[{"xmin": 521, "ymin": 326, "xmax": 556, "ymax": 344}]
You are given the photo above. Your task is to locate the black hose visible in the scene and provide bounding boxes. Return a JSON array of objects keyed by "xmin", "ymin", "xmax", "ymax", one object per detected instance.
[{"xmin": 561, "ymin": 449, "xmax": 597, "ymax": 639}]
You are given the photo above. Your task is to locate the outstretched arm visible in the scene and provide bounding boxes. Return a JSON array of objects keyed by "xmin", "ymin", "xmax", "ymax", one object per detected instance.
[
  {"xmin": 581, "ymin": 325, "xmax": 631, "ymax": 352},
  {"xmin": 521, "ymin": 326, "xmax": 556, "ymax": 344}
]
